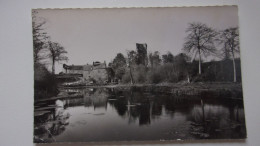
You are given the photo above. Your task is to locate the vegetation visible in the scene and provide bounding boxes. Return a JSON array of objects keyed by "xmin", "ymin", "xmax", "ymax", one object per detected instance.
[
  {"xmin": 32, "ymin": 13, "xmax": 241, "ymax": 99},
  {"xmin": 32, "ymin": 11, "xmax": 68, "ymax": 99},
  {"xmin": 47, "ymin": 41, "xmax": 68, "ymax": 74},
  {"xmin": 34, "ymin": 63, "xmax": 58, "ymax": 99},
  {"xmin": 217, "ymin": 27, "xmax": 240, "ymax": 82},
  {"xmin": 110, "ymin": 22, "xmax": 241, "ymax": 84},
  {"xmin": 183, "ymin": 23, "xmax": 218, "ymax": 75},
  {"xmin": 32, "ymin": 10, "xmax": 49, "ymax": 63}
]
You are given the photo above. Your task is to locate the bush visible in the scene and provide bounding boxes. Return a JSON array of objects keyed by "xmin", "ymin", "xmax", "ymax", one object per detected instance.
[
  {"xmin": 189, "ymin": 59, "xmax": 242, "ymax": 82},
  {"xmin": 132, "ymin": 65, "xmax": 147, "ymax": 83},
  {"xmin": 116, "ymin": 57, "xmax": 242, "ymax": 84},
  {"xmin": 121, "ymin": 69, "xmax": 131, "ymax": 83},
  {"xmin": 34, "ymin": 63, "xmax": 58, "ymax": 99},
  {"xmin": 146, "ymin": 68, "xmax": 163, "ymax": 83},
  {"xmin": 146, "ymin": 63, "xmax": 188, "ymax": 83},
  {"xmin": 121, "ymin": 65, "xmax": 147, "ymax": 84}
]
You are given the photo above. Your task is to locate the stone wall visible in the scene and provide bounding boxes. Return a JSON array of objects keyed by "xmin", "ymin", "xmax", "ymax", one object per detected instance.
[{"xmin": 67, "ymin": 69, "xmax": 83, "ymax": 74}]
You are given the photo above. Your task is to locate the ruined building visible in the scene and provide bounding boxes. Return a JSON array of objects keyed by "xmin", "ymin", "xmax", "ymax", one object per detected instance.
[{"xmin": 63, "ymin": 61, "xmax": 113, "ymax": 84}]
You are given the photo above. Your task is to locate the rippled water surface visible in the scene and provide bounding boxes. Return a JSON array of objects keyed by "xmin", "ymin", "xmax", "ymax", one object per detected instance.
[{"xmin": 34, "ymin": 87, "xmax": 246, "ymax": 143}]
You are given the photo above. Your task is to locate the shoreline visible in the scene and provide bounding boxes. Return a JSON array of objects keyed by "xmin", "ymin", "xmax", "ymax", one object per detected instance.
[
  {"xmin": 97, "ymin": 82, "xmax": 242, "ymax": 88},
  {"xmin": 61, "ymin": 82, "xmax": 242, "ymax": 88},
  {"xmin": 59, "ymin": 82, "xmax": 243, "ymax": 99}
]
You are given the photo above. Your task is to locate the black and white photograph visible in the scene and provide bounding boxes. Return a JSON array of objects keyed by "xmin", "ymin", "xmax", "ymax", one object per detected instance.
[{"xmin": 33, "ymin": 6, "xmax": 247, "ymax": 143}]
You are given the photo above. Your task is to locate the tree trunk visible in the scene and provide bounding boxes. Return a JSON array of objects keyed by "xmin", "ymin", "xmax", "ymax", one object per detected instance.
[
  {"xmin": 232, "ymin": 51, "xmax": 237, "ymax": 82},
  {"xmin": 129, "ymin": 66, "xmax": 134, "ymax": 84},
  {"xmin": 52, "ymin": 58, "xmax": 55, "ymax": 74},
  {"xmin": 198, "ymin": 48, "xmax": 202, "ymax": 75}
]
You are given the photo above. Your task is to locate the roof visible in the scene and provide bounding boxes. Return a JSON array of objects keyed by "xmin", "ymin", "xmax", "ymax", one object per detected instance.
[
  {"xmin": 63, "ymin": 62, "xmax": 107, "ymax": 71},
  {"xmin": 63, "ymin": 64, "xmax": 83, "ymax": 70}
]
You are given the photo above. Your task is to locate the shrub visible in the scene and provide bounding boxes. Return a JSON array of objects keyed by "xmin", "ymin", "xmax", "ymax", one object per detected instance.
[{"xmin": 34, "ymin": 63, "xmax": 58, "ymax": 99}]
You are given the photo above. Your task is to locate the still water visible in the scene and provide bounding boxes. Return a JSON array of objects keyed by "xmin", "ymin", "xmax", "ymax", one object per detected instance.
[{"xmin": 34, "ymin": 87, "xmax": 246, "ymax": 143}]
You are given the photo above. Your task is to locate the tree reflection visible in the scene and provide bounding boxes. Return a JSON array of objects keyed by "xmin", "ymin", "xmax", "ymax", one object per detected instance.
[
  {"xmin": 34, "ymin": 87, "xmax": 246, "ymax": 142},
  {"xmin": 34, "ymin": 101, "xmax": 70, "ymax": 143},
  {"xmin": 188, "ymin": 98, "xmax": 246, "ymax": 139}
]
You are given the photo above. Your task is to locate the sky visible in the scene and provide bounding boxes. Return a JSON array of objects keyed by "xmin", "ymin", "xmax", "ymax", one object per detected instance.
[{"xmin": 34, "ymin": 6, "xmax": 239, "ymax": 73}]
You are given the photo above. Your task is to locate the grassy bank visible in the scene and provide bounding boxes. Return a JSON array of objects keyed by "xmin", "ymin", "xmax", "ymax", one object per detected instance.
[{"xmin": 96, "ymin": 82, "xmax": 243, "ymax": 99}]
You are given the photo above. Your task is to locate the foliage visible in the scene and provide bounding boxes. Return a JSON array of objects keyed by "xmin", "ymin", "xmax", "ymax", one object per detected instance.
[
  {"xmin": 115, "ymin": 67, "xmax": 127, "ymax": 81},
  {"xmin": 217, "ymin": 27, "xmax": 240, "ymax": 82},
  {"xmin": 146, "ymin": 67, "xmax": 164, "ymax": 83},
  {"xmin": 112, "ymin": 53, "xmax": 126, "ymax": 69},
  {"xmin": 47, "ymin": 41, "xmax": 68, "ymax": 74},
  {"xmin": 162, "ymin": 52, "xmax": 174, "ymax": 64},
  {"xmin": 121, "ymin": 65, "xmax": 148, "ymax": 83},
  {"xmin": 217, "ymin": 27, "xmax": 240, "ymax": 59},
  {"xmin": 149, "ymin": 51, "xmax": 161, "ymax": 68},
  {"xmin": 121, "ymin": 70, "xmax": 132, "ymax": 83},
  {"xmin": 132, "ymin": 65, "xmax": 147, "ymax": 83},
  {"xmin": 111, "ymin": 53, "xmax": 127, "ymax": 80},
  {"xmin": 136, "ymin": 43, "xmax": 148, "ymax": 66},
  {"xmin": 126, "ymin": 50, "xmax": 137, "ymax": 84},
  {"xmin": 34, "ymin": 63, "xmax": 58, "ymax": 99},
  {"xmin": 191, "ymin": 59, "xmax": 242, "ymax": 82}
]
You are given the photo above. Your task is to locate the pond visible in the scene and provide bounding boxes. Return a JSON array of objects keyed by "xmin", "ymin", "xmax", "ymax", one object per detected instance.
[{"xmin": 34, "ymin": 87, "xmax": 246, "ymax": 143}]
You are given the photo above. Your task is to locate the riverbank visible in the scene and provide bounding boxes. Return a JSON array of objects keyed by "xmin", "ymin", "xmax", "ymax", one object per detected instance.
[
  {"xmin": 36, "ymin": 82, "xmax": 243, "ymax": 103},
  {"xmin": 100, "ymin": 82, "xmax": 241, "ymax": 89},
  {"xmin": 71, "ymin": 82, "xmax": 243, "ymax": 99}
]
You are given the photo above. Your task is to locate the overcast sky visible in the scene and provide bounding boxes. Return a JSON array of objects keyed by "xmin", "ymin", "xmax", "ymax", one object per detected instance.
[{"xmin": 34, "ymin": 6, "xmax": 238, "ymax": 73}]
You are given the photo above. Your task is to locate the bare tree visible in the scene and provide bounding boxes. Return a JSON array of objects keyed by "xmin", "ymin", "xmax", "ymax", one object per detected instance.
[
  {"xmin": 32, "ymin": 10, "xmax": 49, "ymax": 63},
  {"xmin": 47, "ymin": 41, "xmax": 68, "ymax": 74},
  {"xmin": 183, "ymin": 22, "xmax": 217, "ymax": 74},
  {"xmin": 218, "ymin": 27, "xmax": 240, "ymax": 82},
  {"xmin": 126, "ymin": 50, "xmax": 136, "ymax": 84}
]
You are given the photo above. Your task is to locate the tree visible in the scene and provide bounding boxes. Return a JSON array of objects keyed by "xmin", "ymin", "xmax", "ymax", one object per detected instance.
[
  {"xmin": 174, "ymin": 53, "xmax": 189, "ymax": 65},
  {"xmin": 136, "ymin": 43, "xmax": 148, "ymax": 66},
  {"xmin": 126, "ymin": 50, "xmax": 137, "ymax": 84},
  {"xmin": 112, "ymin": 53, "xmax": 127, "ymax": 80},
  {"xmin": 148, "ymin": 51, "xmax": 161, "ymax": 68},
  {"xmin": 32, "ymin": 10, "xmax": 49, "ymax": 63},
  {"xmin": 183, "ymin": 22, "xmax": 217, "ymax": 74},
  {"xmin": 47, "ymin": 41, "xmax": 68, "ymax": 74},
  {"xmin": 174, "ymin": 53, "xmax": 190, "ymax": 82},
  {"xmin": 218, "ymin": 27, "xmax": 240, "ymax": 82},
  {"xmin": 112, "ymin": 53, "xmax": 126, "ymax": 69},
  {"xmin": 162, "ymin": 52, "xmax": 174, "ymax": 64}
]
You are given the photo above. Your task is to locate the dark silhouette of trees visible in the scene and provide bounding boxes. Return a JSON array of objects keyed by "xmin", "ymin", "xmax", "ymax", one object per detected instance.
[
  {"xmin": 112, "ymin": 53, "xmax": 126, "ymax": 69},
  {"xmin": 183, "ymin": 22, "xmax": 217, "ymax": 75},
  {"xmin": 112, "ymin": 53, "xmax": 127, "ymax": 80},
  {"xmin": 148, "ymin": 51, "xmax": 161, "ymax": 68},
  {"xmin": 162, "ymin": 52, "xmax": 174, "ymax": 64},
  {"xmin": 47, "ymin": 41, "xmax": 68, "ymax": 74},
  {"xmin": 218, "ymin": 27, "xmax": 240, "ymax": 82}
]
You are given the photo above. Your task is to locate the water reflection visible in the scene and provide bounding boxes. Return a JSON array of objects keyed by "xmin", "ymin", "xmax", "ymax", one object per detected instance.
[{"xmin": 34, "ymin": 87, "xmax": 246, "ymax": 142}]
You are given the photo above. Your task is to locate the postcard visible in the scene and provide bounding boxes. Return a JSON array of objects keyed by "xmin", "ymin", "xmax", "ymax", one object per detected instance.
[{"xmin": 33, "ymin": 6, "xmax": 246, "ymax": 143}]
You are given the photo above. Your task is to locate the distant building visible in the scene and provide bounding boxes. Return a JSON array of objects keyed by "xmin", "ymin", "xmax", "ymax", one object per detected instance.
[{"xmin": 63, "ymin": 61, "xmax": 113, "ymax": 84}]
